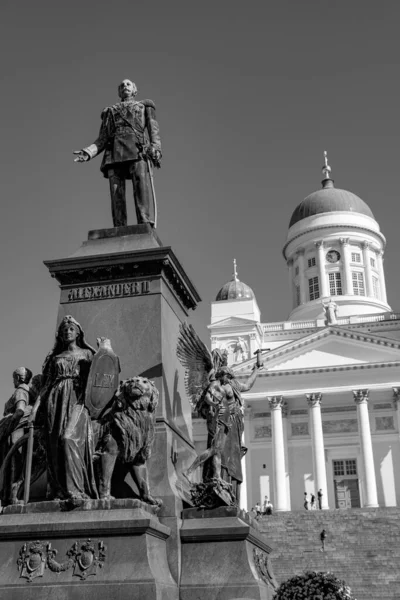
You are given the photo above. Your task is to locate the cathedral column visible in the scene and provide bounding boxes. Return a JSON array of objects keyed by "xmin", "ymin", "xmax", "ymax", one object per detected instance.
[
  {"xmin": 249, "ymin": 332, "xmax": 258, "ymax": 356},
  {"xmin": 296, "ymin": 248, "xmax": 306, "ymax": 304},
  {"xmin": 242, "ymin": 406, "xmax": 254, "ymax": 510},
  {"xmin": 306, "ymin": 392, "xmax": 329, "ymax": 509},
  {"xmin": 376, "ymin": 250, "xmax": 388, "ymax": 304},
  {"xmin": 353, "ymin": 389, "xmax": 379, "ymax": 508},
  {"xmin": 282, "ymin": 402, "xmax": 291, "ymax": 510},
  {"xmin": 268, "ymin": 396, "xmax": 287, "ymax": 511},
  {"xmin": 339, "ymin": 237, "xmax": 353, "ymax": 295},
  {"xmin": 362, "ymin": 241, "xmax": 373, "ymax": 297},
  {"xmin": 288, "ymin": 258, "xmax": 294, "ymax": 308},
  {"xmin": 315, "ymin": 241, "xmax": 329, "ymax": 298},
  {"xmin": 392, "ymin": 389, "xmax": 400, "ymax": 442}
]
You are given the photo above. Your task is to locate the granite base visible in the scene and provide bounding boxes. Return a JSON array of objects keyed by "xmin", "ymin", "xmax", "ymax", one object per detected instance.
[
  {"xmin": 0, "ymin": 506, "xmax": 178, "ymax": 600},
  {"xmin": 180, "ymin": 507, "xmax": 277, "ymax": 600}
]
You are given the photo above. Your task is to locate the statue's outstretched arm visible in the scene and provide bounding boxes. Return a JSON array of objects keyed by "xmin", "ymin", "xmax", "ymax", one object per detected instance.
[
  {"xmin": 74, "ymin": 108, "xmax": 112, "ymax": 163},
  {"xmin": 238, "ymin": 364, "xmax": 260, "ymax": 392}
]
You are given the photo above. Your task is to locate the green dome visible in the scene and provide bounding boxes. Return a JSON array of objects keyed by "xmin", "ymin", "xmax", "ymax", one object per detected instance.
[
  {"xmin": 215, "ymin": 278, "xmax": 254, "ymax": 301},
  {"xmin": 289, "ymin": 187, "xmax": 375, "ymax": 228}
]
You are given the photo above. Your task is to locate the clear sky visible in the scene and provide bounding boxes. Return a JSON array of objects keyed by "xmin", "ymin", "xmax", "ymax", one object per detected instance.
[{"xmin": 1, "ymin": 1, "xmax": 400, "ymax": 408}]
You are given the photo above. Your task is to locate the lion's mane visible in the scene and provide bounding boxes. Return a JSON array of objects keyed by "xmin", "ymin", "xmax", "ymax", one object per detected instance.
[{"xmin": 109, "ymin": 377, "xmax": 159, "ymax": 465}]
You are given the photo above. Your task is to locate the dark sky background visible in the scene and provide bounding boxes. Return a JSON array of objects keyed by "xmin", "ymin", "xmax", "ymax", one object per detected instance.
[{"xmin": 1, "ymin": 1, "xmax": 400, "ymax": 407}]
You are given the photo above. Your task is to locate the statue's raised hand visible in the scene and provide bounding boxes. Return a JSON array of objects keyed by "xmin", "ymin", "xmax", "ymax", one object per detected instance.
[{"xmin": 73, "ymin": 150, "xmax": 90, "ymax": 163}]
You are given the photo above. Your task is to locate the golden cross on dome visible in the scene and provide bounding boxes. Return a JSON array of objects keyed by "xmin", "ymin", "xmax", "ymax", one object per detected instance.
[
  {"xmin": 233, "ymin": 258, "xmax": 238, "ymax": 281},
  {"xmin": 322, "ymin": 150, "xmax": 332, "ymax": 180}
]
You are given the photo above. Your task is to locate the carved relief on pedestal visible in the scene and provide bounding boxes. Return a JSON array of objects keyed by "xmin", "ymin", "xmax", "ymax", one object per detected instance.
[
  {"xmin": 17, "ymin": 539, "xmax": 106, "ymax": 582},
  {"xmin": 252, "ymin": 547, "xmax": 278, "ymax": 589},
  {"xmin": 17, "ymin": 541, "xmax": 47, "ymax": 582}
]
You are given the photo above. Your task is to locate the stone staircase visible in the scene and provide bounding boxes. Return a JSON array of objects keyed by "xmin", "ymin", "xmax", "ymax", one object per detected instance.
[{"xmin": 258, "ymin": 508, "xmax": 400, "ymax": 600}]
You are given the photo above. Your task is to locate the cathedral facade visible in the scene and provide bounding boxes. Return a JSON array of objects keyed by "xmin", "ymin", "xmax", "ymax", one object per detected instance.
[{"xmin": 192, "ymin": 156, "xmax": 400, "ymax": 512}]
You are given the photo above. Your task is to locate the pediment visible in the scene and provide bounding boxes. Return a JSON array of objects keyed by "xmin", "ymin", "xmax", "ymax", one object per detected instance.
[
  {"xmin": 233, "ymin": 326, "xmax": 400, "ymax": 373},
  {"xmin": 209, "ymin": 316, "xmax": 259, "ymax": 330}
]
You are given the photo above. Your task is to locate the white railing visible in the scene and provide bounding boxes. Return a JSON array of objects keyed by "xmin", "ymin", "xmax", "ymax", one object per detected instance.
[
  {"xmin": 262, "ymin": 312, "xmax": 400, "ymax": 335},
  {"xmin": 262, "ymin": 323, "xmax": 285, "ymax": 332}
]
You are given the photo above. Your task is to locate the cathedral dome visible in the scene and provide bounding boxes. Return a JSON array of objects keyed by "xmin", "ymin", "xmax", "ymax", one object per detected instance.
[
  {"xmin": 289, "ymin": 185, "xmax": 374, "ymax": 228},
  {"xmin": 215, "ymin": 260, "xmax": 254, "ymax": 301},
  {"xmin": 284, "ymin": 152, "xmax": 390, "ymax": 322}
]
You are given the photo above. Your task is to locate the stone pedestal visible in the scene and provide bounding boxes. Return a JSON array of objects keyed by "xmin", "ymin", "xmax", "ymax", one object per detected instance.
[
  {"xmin": 44, "ymin": 225, "xmax": 201, "ymax": 582},
  {"xmin": 0, "ymin": 501, "xmax": 178, "ymax": 599},
  {"xmin": 5, "ymin": 226, "xmax": 279, "ymax": 599},
  {"xmin": 180, "ymin": 507, "xmax": 277, "ymax": 600}
]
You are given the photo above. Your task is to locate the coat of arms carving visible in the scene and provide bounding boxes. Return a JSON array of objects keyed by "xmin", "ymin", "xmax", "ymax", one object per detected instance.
[
  {"xmin": 17, "ymin": 538, "xmax": 106, "ymax": 582},
  {"xmin": 17, "ymin": 541, "xmax": 47, "ymax": 582}
]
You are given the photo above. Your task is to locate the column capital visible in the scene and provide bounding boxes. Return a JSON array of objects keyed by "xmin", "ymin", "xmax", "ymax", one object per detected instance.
[
  {"xmin": 268, "ymin": 395, "xmax": 284, "ymax": 410},
  {"xmin": 314, "ymin": 240, "xmax": 324, "ymax": 249},
  {"xmin": 362, "ymin": 240, "xmax": 371, "ymax": 250},
  {"xmin": 393, "ymin": 388, "xmax": 400, "ymax": 409},
  {"xmin": 306, "ymin": 392, "xmax": 322, "ymax": 407},
  {"xmin": 296, "ymin": 248, "xmax": 305, "ymax": 257},
  {"xmin": 339, "ymin": 237, "xmax": 350, "ymax": 246},
  {"xmin": 353, "ymin": 389, "xmax": 369, "ymax": 404}
]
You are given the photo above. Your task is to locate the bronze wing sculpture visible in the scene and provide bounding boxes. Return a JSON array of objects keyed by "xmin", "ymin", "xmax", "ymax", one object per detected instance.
[
  {"xmin": 177, "ymin": 323, "xmax": 238, "ymax": 507},
  {"xmin": 176, "ymin": 323, "xmax": 214, "ymax": 412}
]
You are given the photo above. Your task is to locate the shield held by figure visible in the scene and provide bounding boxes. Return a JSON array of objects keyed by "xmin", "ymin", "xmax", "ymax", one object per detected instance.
[{"xmin": 85, "ymin": 338, "xmax": 120, "ymax": 419}]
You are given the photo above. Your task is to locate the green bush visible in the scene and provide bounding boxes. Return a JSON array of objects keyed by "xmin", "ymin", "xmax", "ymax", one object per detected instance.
[{"xmin": 273, "ymin": 571, "xmax": 355, "ymax": 600}]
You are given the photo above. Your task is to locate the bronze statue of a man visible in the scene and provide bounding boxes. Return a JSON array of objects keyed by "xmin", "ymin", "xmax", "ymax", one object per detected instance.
[{"xmin": 74, "ymin": 79, "xmax": 162, "ymax": 228}]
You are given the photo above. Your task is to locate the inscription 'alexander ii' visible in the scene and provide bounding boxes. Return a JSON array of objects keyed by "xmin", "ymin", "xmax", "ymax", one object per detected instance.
[{"xmin": 67, "ymin": 281, "xmax": 150, "ymax": 302}]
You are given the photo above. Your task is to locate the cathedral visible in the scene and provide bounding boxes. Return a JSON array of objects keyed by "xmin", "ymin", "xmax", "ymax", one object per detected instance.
[{"xmin": 192, "ymin": 153, "xmax": 400, "ymax": 512}]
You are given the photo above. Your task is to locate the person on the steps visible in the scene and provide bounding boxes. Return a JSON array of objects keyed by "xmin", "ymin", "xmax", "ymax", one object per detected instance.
[
  {"xmin": 310, "ymin": 493, "xmax": 316, "ymax": 509},
  {"xmin": 304, "ymin": 492, "xmax": 309, "ymax": 510},
  {"xmin": 318, "ymin": 488, "xmax": 323, "ymax": 509},
  {"xmin": 264, "ymin": 497, "xmax": 273, "ymax": 515}
]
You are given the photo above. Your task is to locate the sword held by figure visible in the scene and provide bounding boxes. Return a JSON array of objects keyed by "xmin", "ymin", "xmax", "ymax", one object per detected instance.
[{"xmin": 144, "ymin": 149, "xmax": 158, "ymax": 229}]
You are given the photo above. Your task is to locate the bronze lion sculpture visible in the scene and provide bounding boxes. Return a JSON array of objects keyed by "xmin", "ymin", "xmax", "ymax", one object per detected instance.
[{"xmin": 96, "ymin": 376, "xmax": 162, "ymax": 506}]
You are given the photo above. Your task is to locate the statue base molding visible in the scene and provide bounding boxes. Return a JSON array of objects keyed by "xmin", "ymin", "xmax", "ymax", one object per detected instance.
[
  {"xmin": 2, "ymin": 497, "xmax": 160, "ymax": 515},
  {"xmin": 0, "ymin": 505, "xmax": 178, "ymax": 599}
]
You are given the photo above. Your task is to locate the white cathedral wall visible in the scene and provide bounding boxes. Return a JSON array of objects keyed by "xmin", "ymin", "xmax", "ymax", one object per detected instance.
[
  {"xmin": 211, "ymin": 299, "xmax": 260, "ymax": 324},
  {"xmin": 287, "ymin": 444, "xmax": 314, "ymax": 510},
  {"xmin": 247, "ymin": 446, "xmax": 273, "ymax": 508}
]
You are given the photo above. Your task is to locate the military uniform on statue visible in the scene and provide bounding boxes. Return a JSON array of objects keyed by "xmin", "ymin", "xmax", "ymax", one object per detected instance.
[{"xmin": 74, "ymin": 79, "xmax": 161, "ymax": 227}]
